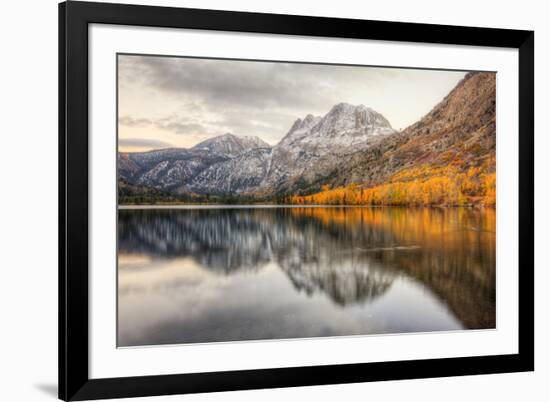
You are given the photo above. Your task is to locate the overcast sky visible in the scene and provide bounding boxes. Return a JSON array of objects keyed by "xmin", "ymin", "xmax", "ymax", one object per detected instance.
[{"xmin": 118, "ymin": 54, "xmax": 467, "ymax": 152}]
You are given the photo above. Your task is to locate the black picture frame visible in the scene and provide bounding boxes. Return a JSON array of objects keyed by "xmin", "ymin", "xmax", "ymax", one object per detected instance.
[{"xmin": 59, "ymin": 1, "xmax": 534, "ymax": 400}]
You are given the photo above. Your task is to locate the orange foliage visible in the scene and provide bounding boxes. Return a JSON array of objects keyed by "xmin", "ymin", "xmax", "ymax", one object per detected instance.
[
  {"xmin": 289, "ymin": 159, "xmax": 496, "ymax": 207},
  {"xmin": 483, "ymin": 173, "xmax": 496, "ymax": 206}
]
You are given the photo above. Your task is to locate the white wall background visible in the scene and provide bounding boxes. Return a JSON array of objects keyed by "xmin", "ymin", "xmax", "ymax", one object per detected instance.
[{"xmin": 0, "ymin": 0, "xmax": 546, "ymax": 401}]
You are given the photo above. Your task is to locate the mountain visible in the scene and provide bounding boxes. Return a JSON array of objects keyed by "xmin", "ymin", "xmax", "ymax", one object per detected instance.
[
  {"xmin": 187, "ymin": 147, "xmax": 273, "ymax": 195},
  {"xmin": 185, "ymin": 103, "xmax": 396, "ymax": 196},
  {"xmin": 118, "ymin": 133, "xmax": 270, "ymax": 192},
  {"xmin": 191, "ymin": 133, "xmax": 270, "ymax": 157},
  {"xmin": 118, "ymin": 148, "xmax": 228, "ymax": 191},
  {"xmin": 322, "ymin": 72, "xmax": 495, "ymax": 188},
  {"xmin": 284, "ymin": 114, "xmax": 322, "ymax": 141},
  {"xmin": 119, "ymin": 102, "xmax": 396, "ymax": 197},
  {"xmin": 262, "ymin": 103, "xmax": 395, "ymax": 194},
  {"xmin": 290, "ymin": 72, "xmax": 496, "ymax": 205},
  {"xmin": 279, "ymin": 103, "xmax": 394, "ymax": 149},
  {"xmin": 118, "ymin": 72, "xmax": 496, "ymax": 204}
]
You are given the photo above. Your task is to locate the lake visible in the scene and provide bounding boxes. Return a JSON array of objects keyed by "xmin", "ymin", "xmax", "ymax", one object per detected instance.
[{"xmin": 117, "ymin": 206, "xmax": 496, "ymax": 347}]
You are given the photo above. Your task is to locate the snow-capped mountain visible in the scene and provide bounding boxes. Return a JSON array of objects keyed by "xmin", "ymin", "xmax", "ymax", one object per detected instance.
[
  {"xmin": 118, "ymin": 133, "xmax": 270, "ymax": 191},
  {"xmin": 316, "ymin": 72, "xmax": 497, "ymax": 192},
  {"xmin": 191, "ymin": 133, "xmax": 270, "ymax": 157},
  {"xmin": 188, "ymin": 148, "xmax": 273, "ymax": 195},
  {"xmin": 279, "ymin": 103, "xmax": 394, "ymax": 149},
  {"xmin": 262, "ymin": 103, "xmax": 396, "ymax": 193},
  {"xmin": 281, "ymin": 114, "xmax": 323, "ymax": 144},
  {"xmin": 119, "ymin": 103, "xmax": 396, "ymax": 196},
  {"xmin": 118, "ymin": 147, "xmax": 228, "ymax": 190}
]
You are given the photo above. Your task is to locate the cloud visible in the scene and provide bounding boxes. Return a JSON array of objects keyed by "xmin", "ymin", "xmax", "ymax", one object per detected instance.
[
  {"xmin": 118, "ymin": 55, "xmax": 394, "ymax": 113},
  {"xmin": 120, "ymin": 113, "xmax": 214, "ymax": 137},
  {"xmin": 153, "ymin": 116, "xmax": 211, "ymax": 135},
  {"xmin": 155, "ymin": 121, "xmax": 210, "ymax": 136},
  {"xmin": 119, "ymin": 116, "xmax": 152, "ymax": 128},
  {"xmin": 118, "ymin": 138, "xmax": 172, "ymax": 149},
  {"xmin": 118, "ymin": 54, "xmax": 466, "ymax": 149}
]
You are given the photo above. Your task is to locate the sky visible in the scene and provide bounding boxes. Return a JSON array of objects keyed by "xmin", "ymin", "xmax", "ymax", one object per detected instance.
[{"xmin": 118, "ymin": 54, "xmax": 467, "ymax": 152}]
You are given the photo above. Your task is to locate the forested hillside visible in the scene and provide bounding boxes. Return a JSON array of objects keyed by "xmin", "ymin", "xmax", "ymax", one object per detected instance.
[{"xmin": 288, "ymin": 72, "xmax": 496, "ymax": 206}]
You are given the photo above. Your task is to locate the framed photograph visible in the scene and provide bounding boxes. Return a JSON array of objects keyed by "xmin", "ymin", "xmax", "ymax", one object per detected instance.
[{"xmin": 59, "ymin": 1, "xmax": 534, "ymax": 400}]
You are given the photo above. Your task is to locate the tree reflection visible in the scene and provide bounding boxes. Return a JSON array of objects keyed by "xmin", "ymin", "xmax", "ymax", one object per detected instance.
[{"xmin": 118, "ymin": 206, "xmax": 495, "ymax": 327}]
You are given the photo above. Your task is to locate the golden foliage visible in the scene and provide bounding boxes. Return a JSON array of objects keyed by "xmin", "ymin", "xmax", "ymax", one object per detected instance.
[{"xmin": 289, "ymin": 158, "xmax": 496, "ymax": 207}]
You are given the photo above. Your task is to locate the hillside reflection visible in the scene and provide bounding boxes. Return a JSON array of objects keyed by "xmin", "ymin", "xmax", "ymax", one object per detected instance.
[
  {"xmin": 289, "ymin": 207, "xmax": 496, "ymax": 328},
  {"xmin": 118, "ymin": 206, "xmax": 495, "ymax": 346}
]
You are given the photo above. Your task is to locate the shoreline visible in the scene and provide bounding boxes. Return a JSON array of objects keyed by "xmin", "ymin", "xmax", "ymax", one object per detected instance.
[{"xmin": 118, "ymin": 204, "xmax": 495, "ymax": 210}]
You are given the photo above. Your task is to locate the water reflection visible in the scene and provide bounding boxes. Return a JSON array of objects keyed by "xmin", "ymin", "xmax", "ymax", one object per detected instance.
[{"xmin": 118, "ymin": 207, "xmax": 495, "ymax": 346}]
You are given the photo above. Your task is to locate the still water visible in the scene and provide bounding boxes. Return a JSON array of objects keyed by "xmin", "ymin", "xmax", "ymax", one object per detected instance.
[{"xmin": 117, "ymin": 206, "xmax": 495, "ymax": 347}]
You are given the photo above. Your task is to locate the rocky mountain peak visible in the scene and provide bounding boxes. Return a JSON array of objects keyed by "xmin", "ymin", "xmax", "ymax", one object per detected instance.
[
  {"xmin": 239, "ymin": 135, "xmax": 271, "ymax": 149},
  {"xmin": 321, "ymin": 102, "xmax": 393, "ymax": 136},
  {"xmin": 302, "ymin": 113, "xmax": 319, "ymax": 125},
  {"xmin": 329, "ymin": 102, "xmax": 356, "ymax": 113},
  {"xmin": 286, "ymin": 114, "xmax": 322, "ymax": 138},
  {"xmin": 281, "ymin": 103, "xmax": 394, "ymax": 149},
  {"xmin": 278, "ymin": 104, "xmax": 393, "ymax": 152},
  {"xmin": 192, "ymin": 133, "xmax": 270, "ymax": 157},
  {"xmin": 402, "ymin": 72, "xmax": 495, "ymax": 139}
]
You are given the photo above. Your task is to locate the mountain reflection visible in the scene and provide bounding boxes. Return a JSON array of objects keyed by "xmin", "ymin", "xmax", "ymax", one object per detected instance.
[
  {"xmin": 119, "ymin": 208, "xmax": 397, "ymax": 305},
  {"xmin": 118, "ymin": 206, "xmax": 495, "ymax": 329}
]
